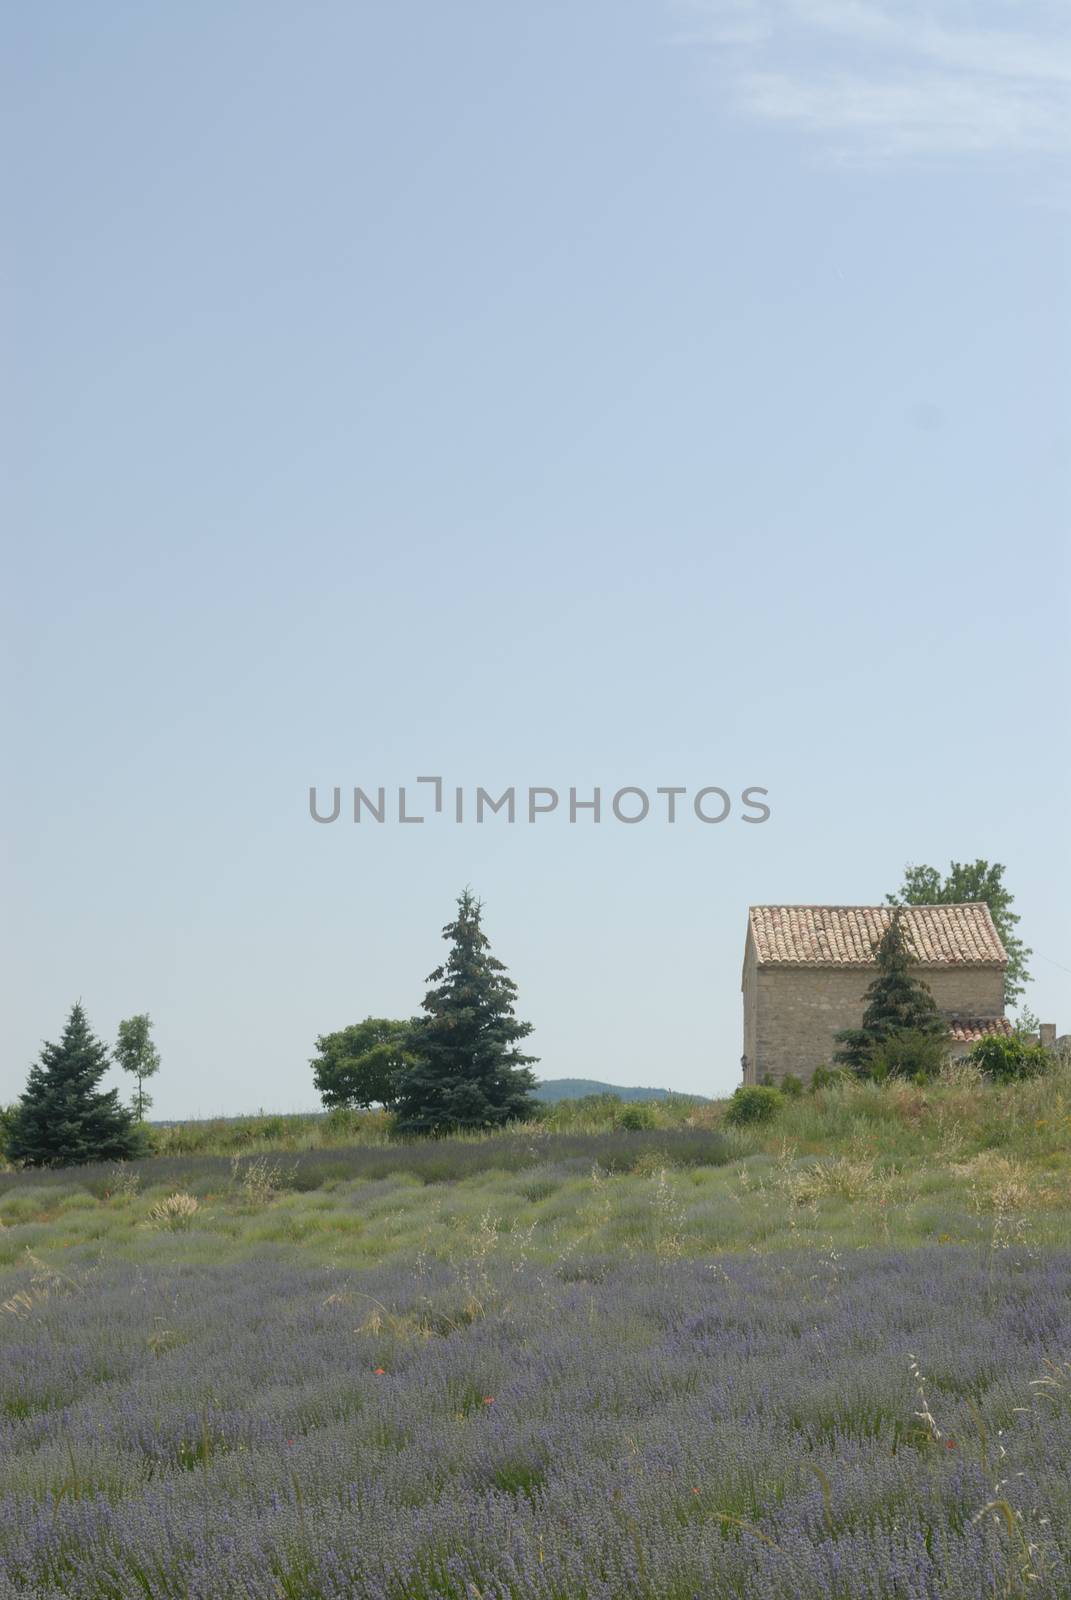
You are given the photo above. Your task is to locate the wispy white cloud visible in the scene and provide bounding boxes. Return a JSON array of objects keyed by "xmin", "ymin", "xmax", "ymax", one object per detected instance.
[{"xmin": 678, "ymin": 0, "xmax": 1071, "ymax": 161}]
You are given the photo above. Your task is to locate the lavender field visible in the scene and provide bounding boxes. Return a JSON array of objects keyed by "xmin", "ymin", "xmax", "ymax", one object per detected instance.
[{"xmin": 2, "ymin": 1241, "xmax": 1070, "ymax": 1599}]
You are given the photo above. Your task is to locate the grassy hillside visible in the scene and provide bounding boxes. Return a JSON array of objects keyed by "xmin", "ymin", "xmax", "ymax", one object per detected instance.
[{"xmin": 2, "ymin": 1062, "xmax": 1069, "ymax": 1260}]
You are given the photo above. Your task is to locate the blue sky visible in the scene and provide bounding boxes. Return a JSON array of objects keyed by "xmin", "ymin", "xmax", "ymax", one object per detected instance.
[{"xmin": 3, "ymin": 1, "xmax": 1068, "ymax": 1114}]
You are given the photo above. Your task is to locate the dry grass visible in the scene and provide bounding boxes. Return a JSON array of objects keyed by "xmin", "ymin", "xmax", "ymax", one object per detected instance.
[
  {"xmin": 145, "ymin": 1192, "xmax": 200, "ymax": 1230},
  {"xmin": 229, "ymin": 1154, "xmax": 295, "ymax": 1207},
  {"xmin": 780, "ymin": 1155, "xmax": 883, "ymax": 1206},
  {"xmin": 955, "ymin": 1154, "xmax": 1032, "ymax": 1214},
  {"xmin": 2, "ymin": 1250, "xmax": 86, "ymax": 1316}
]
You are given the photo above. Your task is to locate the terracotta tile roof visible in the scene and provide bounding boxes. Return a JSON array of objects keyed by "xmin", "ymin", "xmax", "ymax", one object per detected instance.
[
  {"xmin": 946, "ymin": 1016, "xmax": 1014, "ymax": 1043},
  {"xmin": 747, "ymin": 904, "xmax": 1007, "ymax": 968}
]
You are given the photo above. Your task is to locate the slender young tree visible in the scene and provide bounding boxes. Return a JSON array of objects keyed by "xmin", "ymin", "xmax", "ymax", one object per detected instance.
[
  {"xmin": 834, "ymin": 914, "xmax": 948, "ymax": 1076},
  {"xmin": 394, "ymin": 890, "xmax": 538, "ymax": 1135},
  {"xmin": 114, "ymin": 1013, "xmax": 161, "ymax": 1120},
  {"xmin": 7, "ymin": 1003, "xmax": 142, "ymax": 1167}
]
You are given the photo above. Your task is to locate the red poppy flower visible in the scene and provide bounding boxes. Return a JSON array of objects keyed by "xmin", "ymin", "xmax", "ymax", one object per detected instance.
[{"xmin": 374, "ymin": 1367, "xmax": 386, "ymax": 1375}]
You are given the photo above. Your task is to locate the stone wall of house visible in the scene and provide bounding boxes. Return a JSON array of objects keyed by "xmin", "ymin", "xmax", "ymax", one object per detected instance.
[
  {"xmin": 751, "ymin": 967, "xmax": 867, "ymax": 1083},
  {"xmin": 741, "ymin": 934, "xmax": 759, "ymax": 1083},
  {"xmin": 921, "ymin": 967, "xmax": 1004, "ymax": 1019},
  {"xmin": 744, "ymin": 962, "xmax": 1005, "ymax": 1084}
]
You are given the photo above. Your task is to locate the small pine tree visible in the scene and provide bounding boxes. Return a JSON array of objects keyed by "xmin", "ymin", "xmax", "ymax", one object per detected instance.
[
  {"xmin": 7, "ymin": 1003, "xmax": 142, "ymax": 1168},
  {"xmin": 834, "ymin": 914, "xmax": 948, "ymax": 1077},
  {"xmin": 394, "ymin": 890, "xmax": 538, "ymax": 1135},
  {"xmin": 114, "ymin": 1013, "xmax": 161, "ymax": 1120}
]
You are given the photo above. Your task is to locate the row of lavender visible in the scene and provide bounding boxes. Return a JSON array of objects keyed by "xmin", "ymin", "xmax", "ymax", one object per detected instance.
[{"xmin": 1, "ymin": 1246, "xmax": 1069, "ymax": 1598}]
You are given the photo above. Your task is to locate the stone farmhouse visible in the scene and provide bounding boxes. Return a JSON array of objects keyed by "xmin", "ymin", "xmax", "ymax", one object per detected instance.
[{"xmin": 741, "ymin": 903, "xmax": 1019, "ymax": 1086}]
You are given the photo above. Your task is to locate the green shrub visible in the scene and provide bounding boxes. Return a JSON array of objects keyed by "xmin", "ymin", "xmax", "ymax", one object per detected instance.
[
  {"xmin": 968, "ymin": 1033, "xmax": 1051, "ymax": 1082},
  {"xmin": 324, "ymin": 1106, "xmax": 362, "ymax": 1137},
  {"xmin": 618, "ymin": 1103, "xmax": 657, "ymax": 1131},
  {"xmin": 810, "ymin": 1065, "xmax": 849, "ymax": 1092},
  {"xmin": 533, "ymin": 1094, "xmax": 621, "ymax": 1131},
  {"xmin": 0, "ymin": 1104, "xmax": 17, "ymax": 1164},
  {"xmin": 779, "ymin": 1074, "xmax": 804, "ymax": 1098},
  {"xmin": 725, "ymin": 1085, "xmax": 783, "ymax": 1126},
  {"xmin": 131, "ymin": 1121, "xmax": 159, "ymax": 1156},
  {"xmin": 865, "ymin": 1029, "xmax": 950, "ymax": 1083}
]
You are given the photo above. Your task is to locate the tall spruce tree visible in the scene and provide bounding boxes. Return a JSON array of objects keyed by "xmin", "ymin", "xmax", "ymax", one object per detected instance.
[
  {"xmin": 834, "ymin": 914, "xmax": 948, "ymax": 1076},
  {"xmin": 7, "ymin": 1003, "xmax": 142, "ymax": 1167},
  {"xmin": 394, "ymin": 891, "xmax": 537, "ymax": 1135}
]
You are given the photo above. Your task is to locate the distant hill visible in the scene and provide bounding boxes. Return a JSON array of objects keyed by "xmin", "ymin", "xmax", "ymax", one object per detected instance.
[{"xmin": 534, "ymin": 1078, "xmax": 711, "ymax": 1105}]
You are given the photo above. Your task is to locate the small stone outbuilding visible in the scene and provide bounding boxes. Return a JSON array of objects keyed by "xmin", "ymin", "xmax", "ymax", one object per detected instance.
[{"xmin": 741, "ymin": 903, "xmax": 1010, "ymax": 1086}]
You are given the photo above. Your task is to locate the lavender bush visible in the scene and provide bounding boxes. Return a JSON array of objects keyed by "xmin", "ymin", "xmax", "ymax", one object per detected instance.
[
  {"xmin": 1, "ymin": 1246, "xmax": 1068, "ymax": 1598},
  {"xmin": 0, "ymin": 1128, "xmax": 730, "ymax": 1200}
]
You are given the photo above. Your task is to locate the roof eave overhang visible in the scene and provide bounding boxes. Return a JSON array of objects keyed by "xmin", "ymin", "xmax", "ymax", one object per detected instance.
[{"xmin": 755, "ymin": 959, "xmax": 1009, "ymax": 972}]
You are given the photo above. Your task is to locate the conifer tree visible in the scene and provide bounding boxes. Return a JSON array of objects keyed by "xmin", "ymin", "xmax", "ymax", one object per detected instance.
[
  {"xmin": 394, "ymin": 891, "xmax": 537, "ymax": 1135},
  {"xmin": 7, "ymin": 1003, "xmax": 142, "ymax": 1167},
  {"xmin": 834, "ymin": 914, "xmax": 948, "ymax": 1076}
]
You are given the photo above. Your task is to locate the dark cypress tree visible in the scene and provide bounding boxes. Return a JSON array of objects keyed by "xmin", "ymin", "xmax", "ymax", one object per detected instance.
[
  {"xmin": 7, "ymin": 1003, "xmax": 142, "ymax": 1168},
  {"xmin": 834, "ymin": 914, "xmax": 948, "ymax": 1076},
  {"xmin": 394, "ymin": 891, "xmax": 537, "ymax": 1135}
]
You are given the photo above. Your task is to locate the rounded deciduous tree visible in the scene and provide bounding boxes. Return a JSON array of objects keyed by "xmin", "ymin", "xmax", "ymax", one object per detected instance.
[
  {"xmin": 310, "ymin": 1018, "xmax": 416, "ymax": 1110},
  {"xmin": 888, "ymin": 859, "xmax": 1031, "ymax": 1007}
]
